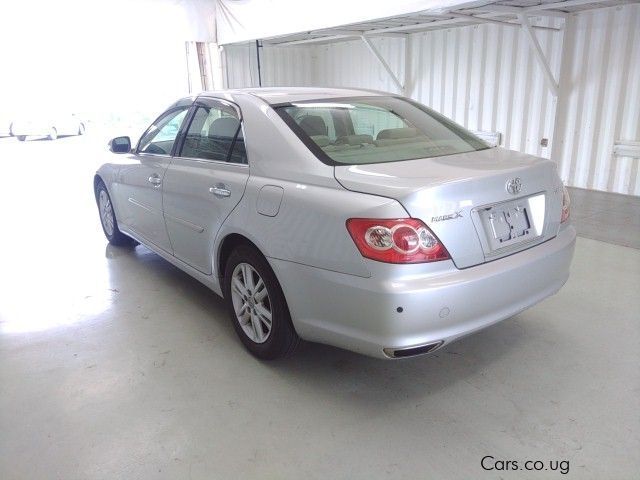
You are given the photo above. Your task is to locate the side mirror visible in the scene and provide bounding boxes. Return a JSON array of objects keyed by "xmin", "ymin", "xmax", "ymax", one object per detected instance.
[{"xmin": 108, "ymin": 136, "xmax": 131, "ymax": 154}]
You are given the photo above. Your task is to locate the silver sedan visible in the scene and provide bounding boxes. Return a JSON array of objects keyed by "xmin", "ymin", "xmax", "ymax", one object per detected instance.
[{"xmin": 95, "ymin": 88, "xmax": 576, "ymax": 360}]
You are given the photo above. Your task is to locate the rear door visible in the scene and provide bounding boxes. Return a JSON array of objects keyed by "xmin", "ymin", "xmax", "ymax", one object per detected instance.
[
  {"xmin": 117, "ymin": 105, "xmax": 190, "ymax": 252},
  {"xmin": 162, "ymin": 97, "xmax": 249, "ymax": 274}
]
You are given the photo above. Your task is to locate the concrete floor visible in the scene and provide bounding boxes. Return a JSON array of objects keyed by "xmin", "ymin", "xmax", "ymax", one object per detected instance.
[
  {"xmin": 1, "ymin": 135, "xmax": 639, "ymax": 479},
  {"xmin": 568, "ymin": 186, "xmax": 640, "ymax": 249}
]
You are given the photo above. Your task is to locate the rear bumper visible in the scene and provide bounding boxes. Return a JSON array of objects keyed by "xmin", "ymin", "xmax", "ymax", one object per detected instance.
[{"xmin": 270, "ymin": 225, "xmax": 576, "ymax": 359}]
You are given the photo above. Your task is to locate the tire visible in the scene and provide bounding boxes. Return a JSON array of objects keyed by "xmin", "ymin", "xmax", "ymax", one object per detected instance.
[
  {"xmin": 16, "ymin": 135, "xmax": 26, "ymax": 142},
  {"xmin": 78, "ymin": 123, "xmax": 85, "ymax": 135},
  {"xmin": 95, "ymin": 180, "xmax": 134, "ymax": 246},
  {"xmin": 223, "ymin": 244, "xmax": 299, "ymax": 360},
  {"xmin": 48, "ymin": 127, "xmax": 57, "ymax": 141}
]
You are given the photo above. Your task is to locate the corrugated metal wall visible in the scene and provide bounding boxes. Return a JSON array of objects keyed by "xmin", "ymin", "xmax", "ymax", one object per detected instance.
[
  {"xmin": 224, "ymin": 4, "xmax": 640, "ymax": 195},
  {"xmin": 224, "ymin": 43, "xmax": 316, "ymax": 88},
  {"xmin": 410, "ymin": 18, "xmax": 563, "ymax": 159},
  {"xmin": 552, "ymin": 5, "xmax": 640, "ymax": 195}
]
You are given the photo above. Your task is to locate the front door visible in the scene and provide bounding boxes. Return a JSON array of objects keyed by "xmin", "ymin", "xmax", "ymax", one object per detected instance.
[
  {"xmin": 162, "ymin": 97, "xmax": 249, "ymax": 274},
  {"xmin": 118, "ymin": 106, "xmax": 189, "ymax": 252}
]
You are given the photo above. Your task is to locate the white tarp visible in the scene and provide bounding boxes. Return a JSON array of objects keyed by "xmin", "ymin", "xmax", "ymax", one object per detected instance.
[{"xmin": 216, "ymin": 0, "xmax": 477, "ymax": 45}]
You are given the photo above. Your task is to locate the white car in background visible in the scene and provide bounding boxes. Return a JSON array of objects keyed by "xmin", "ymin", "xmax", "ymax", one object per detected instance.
[
  {"xmin": 11, "ymin": 112, "xmax": 86, "ymax": 141},
  {"xmin": 0, "ymin": 114, "xmax": 12, "ymax": 137}
]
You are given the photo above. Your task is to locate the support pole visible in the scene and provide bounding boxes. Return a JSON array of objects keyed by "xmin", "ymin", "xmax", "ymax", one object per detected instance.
[
  {"xmin": 403, "ymin": 35, "xmax": 412, "ymax": 98},
  {"xmin": 360, "ymin": 35, "xmax": 404, "ymax": 94},
  {"xmin": 255, "ymin": 39, "xmax": 262, "ymax": 87},
  {"xmin": 519, "ymin": 14, "xmax": 559, "ymax": 97},
  {"xmin": 210, "ymin": 43, "xmax": 225, "ymax": 90},
  {"xmin": 185, "ymin": 41, "xmax": 192, "ymax": 94}
]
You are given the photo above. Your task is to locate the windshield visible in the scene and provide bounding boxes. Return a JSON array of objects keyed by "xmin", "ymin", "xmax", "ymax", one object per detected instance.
[{"xmin": 276, "ymin": 96, "xmax": 489, "ymax": 165}]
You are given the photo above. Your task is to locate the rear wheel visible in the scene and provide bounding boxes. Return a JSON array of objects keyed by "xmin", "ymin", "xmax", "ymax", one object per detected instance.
[
  {"xmin": 48, "ymin": 127, "xmax": 57, "ymax": 141},
  {"xmin": 78, "ymin": 123, "xmax": 85, "ymax": 135},
  {"xmin": 16, "ymin": 135, "xmax": 26, "ymax": 142},
  {"xmin": 95, "ymin": 180, "xmax": 134, "ymax": 246},
  {"xmin": 223, "ymin": 245, "xmax": 299, "ymax": 360}
]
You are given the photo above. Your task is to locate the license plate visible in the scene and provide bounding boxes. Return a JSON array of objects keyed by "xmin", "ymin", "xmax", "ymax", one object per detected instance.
[
  {"xmin": 475, "ymin": 193, "xmax": 545, "ymax": 253},
  {"xmin": 488, "ymin": 205, "xmax": 531, "ymax": 243}
]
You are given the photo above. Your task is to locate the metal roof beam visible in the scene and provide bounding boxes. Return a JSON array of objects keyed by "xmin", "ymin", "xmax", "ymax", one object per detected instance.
[
  {"xmin": 464, "ymin": 5, "xmax": 569, "ymax": 19},
  {"xmin": 230, "ymin": 0, "xmax": 621, "ymax": 45},
  {"xmin": 360, "ymin": 35, "xmax": 404, "ymax": 94},
  {"xmin": 270, "ymin": 34, "xmax": 358, "ymax": 46},
  {"xmin": 523, "ymin": 0, "xmax": 617, "ymax": 12},
  {"xmin": 446, "ymin": 12, "xmax": 534, "ymax": 28},
  {"xmin": 363, "ymin": 11, "xmax": 560, "ymax": 35},
  {"xmin": 519, "ymin": 14, "xmax": 559, "ymax": 97},
  {"xmin": 308, "ymin": 29, "xmax": 365, "ymax": 36}
]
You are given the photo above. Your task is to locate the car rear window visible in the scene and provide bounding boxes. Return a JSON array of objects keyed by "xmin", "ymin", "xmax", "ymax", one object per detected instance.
[{"xmin": 275, "ymin": 96, "xmax": 489, "ymax": 165}]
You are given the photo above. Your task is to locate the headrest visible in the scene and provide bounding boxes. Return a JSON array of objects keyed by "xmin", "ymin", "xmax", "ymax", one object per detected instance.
[
  {"xmin": 374, "ymin": 136, "xmax": 429, "ymax": 147},
  {"xmin": 299, "ymin": 115, "xmax": 328, "ymax": 136},
  {"xmin": 209, "ymin": 117, "xmax": 240, "ymax": 138},
  {"xmin": 310, "ymin": 135, "xmax": 331, "ymax": 147},
  {"xmin": 335, "ymin": 134, "xmax": 373, "ymax": 145},
  {"xmin": 376, "ymin": 127, "xmax": 419, "ymax": 140}
]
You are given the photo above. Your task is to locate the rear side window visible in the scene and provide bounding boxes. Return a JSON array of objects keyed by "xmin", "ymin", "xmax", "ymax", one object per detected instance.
[
  {"xmin": 276, "ymin": 96, "xmax": 488, "ymax": 165},
  {"xmin": 228, "ymin": 127, "xmax": 246, "ymax": 164},
  {"xmin": 180, "ymin": 102, "xmax": 246, "ymax": 164}
]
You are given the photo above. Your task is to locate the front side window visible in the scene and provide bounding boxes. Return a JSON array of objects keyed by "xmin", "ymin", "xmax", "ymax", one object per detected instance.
[
  {"xmin": 276, "ymin": 96, "xmax": 489, "ymax": 165},
  {"xmin": 180, "ymin": 102, "xmax": 246, "ymax": 164},
  {"xmin": 138, "ymin": 108, "xmax": 189, "ymax": 155}
]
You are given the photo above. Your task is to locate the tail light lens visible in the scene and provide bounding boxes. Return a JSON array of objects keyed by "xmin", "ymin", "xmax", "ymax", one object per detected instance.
[
  {"xmin": 561, "ymin": 185, "xmax": 570, "ymax": 223},
  {"xmin": 346, "ymin": 218, "xmax": 450, "ymax": 264}
]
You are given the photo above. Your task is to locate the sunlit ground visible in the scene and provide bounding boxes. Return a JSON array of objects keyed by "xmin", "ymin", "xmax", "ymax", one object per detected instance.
[{"xmin": 0, "ymin": 133, "xmax": 127, "ymax": 333}]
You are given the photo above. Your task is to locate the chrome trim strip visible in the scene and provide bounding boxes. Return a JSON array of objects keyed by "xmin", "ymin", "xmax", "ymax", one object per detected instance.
[
  {"xmin": 382, "ymin": 340, "xmax": 444, "ymax": 359},
  {"xmin": 137, "ymin": 152, "xmax": 171, "ymax": 159},
  {"xmin": 164, "ymin": 213, "xmax": 205, "ymax": 233},
  {"xmin": 127, "ymin": 197, "xmax": 155, "ymax": 213},
  {"xmin": 171, "ymin": 155, "xmax": 249, "ymax": 168}
]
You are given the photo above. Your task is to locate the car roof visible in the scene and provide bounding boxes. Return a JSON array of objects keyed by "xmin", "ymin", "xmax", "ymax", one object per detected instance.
[{"xmin": 198, "ymin": 87, "xmax": 391, "ymax": 105}]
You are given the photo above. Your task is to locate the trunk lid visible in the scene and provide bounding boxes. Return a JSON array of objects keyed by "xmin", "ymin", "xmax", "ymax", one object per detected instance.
[{"xmin": 334, "ymin": 148, "xmax": 563, "ymax": 268}]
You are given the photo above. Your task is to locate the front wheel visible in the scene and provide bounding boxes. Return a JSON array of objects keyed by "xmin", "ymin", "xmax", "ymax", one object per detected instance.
[
  {"xmin": 78, "ymin": 123, "xmax": 85, "ymax": 135},
  {"xmin": 48, "ymin": 127, "xmax": 57, "ymax": 141},
  {"xmin": 223, "ymin": 245, "xmax": 299, "ymax": 360},
  {"xmin": 95, "ymin": 180, "xmax": 134, "ymax": 246},
  {"xmin": 16, "ymin": 135, "xmax": 26, "ymax": 142}
]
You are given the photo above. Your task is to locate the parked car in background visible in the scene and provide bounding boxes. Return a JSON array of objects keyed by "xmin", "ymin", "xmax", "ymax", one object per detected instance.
[
  {"xmin": 0, "ymin": 114, "xmax": 12, "ymax": 137},
  {"xmin": 11, "ymin": 112, "xmax": 86, "ymax": 141},
  {"xmin": 94, "ymin": 87, "xmax": 575, "ymax": 360}
]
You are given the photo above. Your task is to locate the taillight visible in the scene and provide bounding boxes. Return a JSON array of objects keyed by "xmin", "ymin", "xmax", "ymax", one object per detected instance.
[
  {"xmin": 346, "ymin": 218, "xmax": 450, "ymax": 264},
  {"xmin": 561, "ymin": 185, "xmax": 570, "ymax": 223}
]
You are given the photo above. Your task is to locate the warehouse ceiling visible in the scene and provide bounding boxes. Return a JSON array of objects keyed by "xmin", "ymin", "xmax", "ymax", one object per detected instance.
[{"xmin": 216, "ymin": 0, "xmax": 637, "ymax": 46}]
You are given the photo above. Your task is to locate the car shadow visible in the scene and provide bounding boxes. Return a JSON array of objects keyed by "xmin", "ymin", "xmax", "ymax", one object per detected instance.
[
  {"xmin": 264, "ymin": 320, "xmax": 527, "ymax": 409},
  {"xmin": 16, "ymin": 135, "xmax": 79, "ymax": 142},
  {"xmin": 105, "ymin": 243, "xmax": 528, "ymax": 408}
]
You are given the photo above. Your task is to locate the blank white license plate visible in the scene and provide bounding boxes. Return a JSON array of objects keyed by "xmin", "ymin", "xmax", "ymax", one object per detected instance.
[
  {"xmin": 476, "ymin": 193, "xmax": 545, "ymax": 253},
  {"xmin": 488, "ymin": 205, "xmax": 531, "ymax": 243}
]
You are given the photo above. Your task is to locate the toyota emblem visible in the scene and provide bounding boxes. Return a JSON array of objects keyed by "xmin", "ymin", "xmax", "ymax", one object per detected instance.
[{"xmin": 506, "ymin": 178, "xmax": 522, "ymax": 195}]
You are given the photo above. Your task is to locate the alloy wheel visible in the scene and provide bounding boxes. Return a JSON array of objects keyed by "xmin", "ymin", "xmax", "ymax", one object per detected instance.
[
  {"xmin": 98, "ymin": 189, "xmax": 115, "ymax": 237},
  {"xmin": 230, "ymin": 262, "xmax": 272, "ymax": 343}
]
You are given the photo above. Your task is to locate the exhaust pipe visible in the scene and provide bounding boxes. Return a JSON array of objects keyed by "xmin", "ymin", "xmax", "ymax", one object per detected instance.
[{"xmin": 383, "ymin": 340, "xmax": 444, "ymax": 358}]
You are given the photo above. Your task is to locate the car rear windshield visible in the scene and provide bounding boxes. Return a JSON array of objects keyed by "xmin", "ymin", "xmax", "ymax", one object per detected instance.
[{"xmin": 275, "ymin": 96, "xmax": 489, "ymax": 165}]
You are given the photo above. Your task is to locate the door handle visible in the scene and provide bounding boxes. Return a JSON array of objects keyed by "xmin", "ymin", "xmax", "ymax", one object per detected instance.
[
  {"xmin": 209, "ymin": 184, "xmax": 231, "ymax": 198},
  {"xmin": 148, "ymin": 174, "xmax": 162, "ymax": 186}
]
